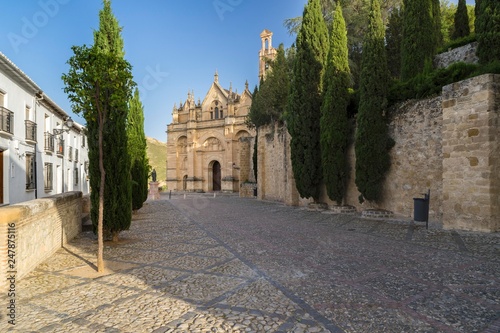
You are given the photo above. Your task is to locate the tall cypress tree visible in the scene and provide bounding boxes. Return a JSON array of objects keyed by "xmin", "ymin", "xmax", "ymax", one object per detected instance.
[
  {"xmin": 475, "ymin": 0, "xmax": 500, "ymax": 64},
  {"xmin": 320, "ymin": 3, "xmax": 351, "ymax": 205},
  {"xmin": 386, "ymin": 6, "xmax": 404, "ymax": 79},
  {"xmin": 355, "ymin": 0, "xmax": 392, "ymax": 203},
  {"xmin": 91, "ymin": 0, "xmax": 132, "ymax": 242},
  {"xmin": 287, "ymin": 0, "xmax": 329, "ymax": 202},
  {"xmin": 63, "ymin": 0, "xmax": 134, "ymax": 271},
  {"xmin": 432, "ymin": 0, "xmax": 443, "ymax": 50},
  {"xmin": 401, "ymin": 0, "xmax": 436, "ymax": 80},
  {"xmin": 247, "ymin": 45, "xmax": 289, "ymax": 128},
  {"xmin": 452, "ymin": 0, "xmax": 470, "ymax": 40},
  {"xmin": 127, "ymin": 88, "xmax": 149, "ymax": 211}
]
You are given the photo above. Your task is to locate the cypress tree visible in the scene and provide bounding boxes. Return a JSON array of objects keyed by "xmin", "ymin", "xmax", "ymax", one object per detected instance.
[
  {"xmin": 247, "ymin": 82, "xmax": 269, "ymax": 128},
  {"xmin": 320, "ymin": 3, "xmax": 351, "ymax": 205},
  {"xmin": 62, "ymin": 0, "xmax": 134, "ymax": 271},
  {"xmin": 475, "ymin": 0, "xmax": 500, "ymax": 64},
  {"xmin": 91, "ymin": 0, "xmax": 132, "ymax": 242},
  {"xmin": 247, "ymin": 45, "xmax": 289, "ymax": 128},
  {"xmin": 401, "ymin": 0, "xmax": 436, "ymax": 80},
  {"xmin": 432, "ymin": 0, "xmax": 443, "ymax": 50},
  {"xmin": 287, "ymin": 0, "xmax": 329, "ymax": 202},
  {"xmin": 452, "ymin": 0, "xmax": 470, "ymax": 40},
  {"xmin": 355, "ymin": 0, "xmax": 392, "ymax": 203},
  {"xmin": 386, "ymin": 6, "xmax": 404, "ymax": 79},
  {"xmin": 127, "ymin": 88, "xmax": 149, "ymax": 211}
]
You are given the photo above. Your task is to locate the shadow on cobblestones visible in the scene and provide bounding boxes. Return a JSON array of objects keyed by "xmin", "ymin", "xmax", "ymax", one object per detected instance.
[{"xmin": 3, "ymin": 193, "xmax": 499, "ymax": 333}]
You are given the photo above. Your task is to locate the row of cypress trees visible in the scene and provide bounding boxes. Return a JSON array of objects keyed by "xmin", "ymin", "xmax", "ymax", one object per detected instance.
[
  {"xmin": 252, "ymin": 0, "xmax": 496, "ymax": 206},
  {"xmin": 476, "ymin": 0, "xmax": 500, "ymax": 64},
  {"xmin": 286, "ymin": 0, "xmax": 392, "ymax": 205}
]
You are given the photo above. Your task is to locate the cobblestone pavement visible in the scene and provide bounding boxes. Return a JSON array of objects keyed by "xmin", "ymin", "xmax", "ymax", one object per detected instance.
[{"xmin": 2, "ymin": 193, "xmax": 499, "ymax": 332}]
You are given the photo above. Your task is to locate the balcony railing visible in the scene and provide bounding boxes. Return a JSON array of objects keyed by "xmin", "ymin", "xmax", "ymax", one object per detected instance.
[
  {"xmin": 25, "ymin": 120, "xmax": 37, "ymax": 142},
  {"xmin": 68, "ymin": 146, "xmax": 73, "ymax": 161},
  {"xmin": 0, "ymin": 106, "xmax": 14, "ymax": 134},
  {"xmin": 56, "ymin": 138, "xmax": 64, "ymax": 156},
  {"xmin": 44, "ymin": 132, "xmax": 55, "ymax": 152}
]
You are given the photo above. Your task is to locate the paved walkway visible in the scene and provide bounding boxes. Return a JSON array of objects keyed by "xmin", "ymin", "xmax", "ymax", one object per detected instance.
[{"xmin": 3, "ymin": 193, "xmax": 499, "ymax": 332}]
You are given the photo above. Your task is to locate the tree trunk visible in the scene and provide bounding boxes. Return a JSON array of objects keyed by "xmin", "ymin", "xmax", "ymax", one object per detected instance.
[{"xmin": 97, "ymin": 113, "xmax": 105, "ymax": 273}]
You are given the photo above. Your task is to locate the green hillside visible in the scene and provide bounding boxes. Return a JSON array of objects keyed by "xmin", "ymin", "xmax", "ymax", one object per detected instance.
[{"xmin": 146, "ymin": 137, "xmax": 166, "ymax": 185}]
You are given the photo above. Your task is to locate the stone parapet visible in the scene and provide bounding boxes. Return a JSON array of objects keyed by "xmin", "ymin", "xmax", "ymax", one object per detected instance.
[{"xmin": 0, "ymin": 191, "xmax": 82, "ymax": 294}]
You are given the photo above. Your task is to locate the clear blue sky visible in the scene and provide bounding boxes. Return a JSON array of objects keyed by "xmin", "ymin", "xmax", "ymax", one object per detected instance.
[
  {"xmin": 0, "ymin": 0, "xmax": 473, "ymax": 141},
  {"xmin": 0, "ymin": 0, "xmax": 306, "ymax": 141}
]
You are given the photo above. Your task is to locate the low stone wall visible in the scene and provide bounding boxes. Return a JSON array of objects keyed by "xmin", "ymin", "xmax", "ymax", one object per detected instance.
[
  {"xmin": 434, "ymin": 42, "xmax": 478, "ymax": 69},
  {"xmin": 239, "ymin": 182, "xmax": 257, "ymax": 198},
  {"xmin": 0, "ymin": 192, "xmax": 82, "ymax": 293}
]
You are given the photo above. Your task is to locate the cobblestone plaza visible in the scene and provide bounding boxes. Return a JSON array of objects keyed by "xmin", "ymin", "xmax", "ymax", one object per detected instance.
[{"xmin": 3, "ymin": 193, "xmax": 499, "ymax": 332}]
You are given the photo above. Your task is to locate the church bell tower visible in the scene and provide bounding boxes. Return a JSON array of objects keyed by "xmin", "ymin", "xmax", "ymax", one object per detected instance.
[{"xmin": 259, "ymin": 29, "xmax": 277, "ymax": 81}]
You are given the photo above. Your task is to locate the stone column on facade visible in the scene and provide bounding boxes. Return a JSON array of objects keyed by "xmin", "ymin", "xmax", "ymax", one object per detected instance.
[
  {"xmin": 186, "ymin": 128, "xmax": 197, "ymax": 192},
  {"xmin": 222, "ymin": 137, "xmax": 235, "ymax": 192},
  {"xmin": 441, "ymin": 74, "xmax": 500, "ymax": 232}
]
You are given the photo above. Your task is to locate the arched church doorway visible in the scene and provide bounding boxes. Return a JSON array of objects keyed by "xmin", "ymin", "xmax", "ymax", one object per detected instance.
[
  {"xmin": 212, "ymin": 161, "xmax": 221, "ymax": 191},
  {"xmin": 182, "ymin": 175, "xmax": 187, "ymax": 191}
]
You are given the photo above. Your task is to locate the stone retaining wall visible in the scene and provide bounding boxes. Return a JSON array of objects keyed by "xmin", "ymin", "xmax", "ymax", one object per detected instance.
[
  {"xmin": 0, "ymin": 192, "xmax": 82, "ymax": 293},
  {"xmin": 442, "ymin": 74, "xmax": 500, "ymax": 232},
  {"xmin": 434, "ymin": 42, "xmax": 478, "ymax": 69},
  {"xmin": 257, "ymin": 74, "xmax": 500, "ymax": 232}
]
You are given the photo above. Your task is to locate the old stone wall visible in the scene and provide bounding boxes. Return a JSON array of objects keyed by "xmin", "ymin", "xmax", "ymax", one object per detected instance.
[
  {"xmin": 240, "ymin": 182, "xmax": 257, "ymax": 198},
  {"xmin": 257, "ymin": 74, "xmax": 500, "ymax": 232},
  {"xmin": 434, "ymin": 42, "xmax": 478, "ymax": 69},
  {"xmin": 0, "ymin": 191, "xmax": 82, "ymax": 293},
  {"xmin": 340, "ymin": 96, "xmax": 443, "ymax": 220},
  {"xmin": 442, "ymin": 74, "xmax": 500, "ymax": 232},
  {"xmin": 257, "ymin": 124, "xmax": 306, "ymax": 206}
]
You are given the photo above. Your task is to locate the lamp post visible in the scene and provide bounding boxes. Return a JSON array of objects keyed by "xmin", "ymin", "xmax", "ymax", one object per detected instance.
[{"xmin": 53, "ymin": 117, "xmax": 74, "ymax": 193}]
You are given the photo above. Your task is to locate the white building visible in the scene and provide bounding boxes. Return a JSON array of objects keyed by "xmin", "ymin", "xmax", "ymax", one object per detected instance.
[{"xmin": 0, "ymin": 52, "xmax": 89, "ymax": 205}]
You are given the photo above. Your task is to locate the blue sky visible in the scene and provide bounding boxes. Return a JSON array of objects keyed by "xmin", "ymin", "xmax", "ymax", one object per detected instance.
[
  {"xmin": 0, "ymin": 0, "xmax": 306, "ymax": 141},
  {"xmin": 0, "ymin": 0, "xmax": 473, "ymax": 141}
]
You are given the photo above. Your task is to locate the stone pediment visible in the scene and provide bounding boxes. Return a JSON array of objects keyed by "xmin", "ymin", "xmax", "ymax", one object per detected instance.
[{"xmin": 201, "ymin": 83, "xmax": 228, "ymax": 109}]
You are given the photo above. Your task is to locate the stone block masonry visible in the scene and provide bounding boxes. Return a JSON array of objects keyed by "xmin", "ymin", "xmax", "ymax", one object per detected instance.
[
  {"xmin": 442, "ymin": 74, "xmax": 500, "ymax": 232},
  {"xmin": 434, "ymin": 42, "xmax": 478, "ymax": 69},
  {"xmin": 258, "ymin": 74, "xmax": 500, "ymax": 232},
  {"xmin": 0, "ymin": 191, "xmax": 82, "ymax": 294}
]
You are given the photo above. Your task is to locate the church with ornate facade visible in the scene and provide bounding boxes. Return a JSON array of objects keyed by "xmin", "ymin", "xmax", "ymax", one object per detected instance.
[{"xmin": 166, "ymin": 29, "xmax": 276, "ymax": 192}]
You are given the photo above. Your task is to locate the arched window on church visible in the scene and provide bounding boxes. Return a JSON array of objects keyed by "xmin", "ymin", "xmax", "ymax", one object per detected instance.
[{"xmin": 215, "ymin": 107, "xmax": 219, "ymax": 119}]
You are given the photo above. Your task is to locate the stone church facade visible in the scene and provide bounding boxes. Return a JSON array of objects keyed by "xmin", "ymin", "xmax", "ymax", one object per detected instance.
[
  {"xmin": 166, "ymin": 73, "xmax": 253, "ymax": 192},
  {"xmin": 166, "ymin": 30, "xmax": 276, "ymax": 192}
]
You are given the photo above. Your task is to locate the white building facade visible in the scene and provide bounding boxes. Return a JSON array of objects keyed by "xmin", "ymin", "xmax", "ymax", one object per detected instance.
[{"xmin": 0, "ymin": 52, "xmax": 89, "ymax": 205}]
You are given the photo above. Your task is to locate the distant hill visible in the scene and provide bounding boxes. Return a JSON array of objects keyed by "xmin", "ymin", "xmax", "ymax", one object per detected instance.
[{"xmin": 146, "ymin": 137, "xmax": 166, "ymax": 184}]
